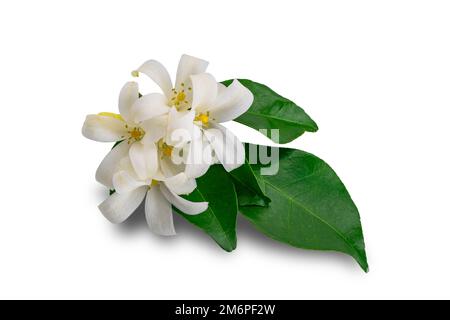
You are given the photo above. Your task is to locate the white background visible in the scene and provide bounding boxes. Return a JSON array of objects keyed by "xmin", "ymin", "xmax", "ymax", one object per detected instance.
[{"xmin": 1, "ymin": 0, "xmax": 449, "ymax": 299}]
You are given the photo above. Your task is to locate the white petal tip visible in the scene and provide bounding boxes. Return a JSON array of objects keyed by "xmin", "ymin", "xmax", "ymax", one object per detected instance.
[
  {"xmin": 186, "ymin": 202, "xmax": 209, "ymax": 215},
  {"xmin": 98, "ymin": 203, "xmax": 123, "ymax": 224},
  {"xmin": 225, "ymin": 162, "xmax": 244, "ymax": 172},
  {"xmin": 155, "ymin": 230, "xmax": 177, "ymax": 237}
]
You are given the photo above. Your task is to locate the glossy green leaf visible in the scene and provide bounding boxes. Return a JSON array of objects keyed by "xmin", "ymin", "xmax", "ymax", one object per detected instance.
[
  {"xmin": 176, "ymin": 164, "xmax": 238, "ymax": 252},
  {"xmin": 222, "ymin": 79, "xmax": 318, "ymax": 143},
  {"xmin": 239, "ymin": 145, "xmax": 368, "ymax": 271},
  {"xmin": 230, "ymin": 158, "xmax": 270, "ymax": 207}
]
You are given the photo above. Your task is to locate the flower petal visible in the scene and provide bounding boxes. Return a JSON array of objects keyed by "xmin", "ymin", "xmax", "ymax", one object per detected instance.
[
  {"xmin": 190, "ymin": 73, "xmax": 218, "ymax": 111},
  {"xmin": 160, "ymin": 155, "xmax": 184, "ymax": 178},
  {"xmin": 185, "ymin": 126, "xmax": 213, "ymax": 178},
  {"xmin": 131, "ymin": 93, "xmax": 171, "ymax": 123},
  {"xmin": 164, "ymin": 172, "xmax": 197, "ymax": 195},
  {"xmin": 160, "ymin": 183, "xmax": 208, "ymax": 215},
  {"xmin": 209, "ymin": 79, "xmax": 254, "ymax": 123},
  {"xmin": 82, "ymin": 114, "xmax": 127, "ymax": 142},
  {"xmin": 145, "ymin": 186, "xmax": 176, "ymax": 236},
  {"xmin": 95, "ymin": 141, "xmax": 130, "ymax": 189},
  {"xmin": 175, "ymin": 54, "xmax": 209, "ymax": 89},
  {"xmin": 129, "ymin": 141, "xmax": 158, "ymax": 180},
  {"xmin": 98, "ymin": 186, "xmax": 147, "ymax": 224},
  {"xmin": 203, "ymin": 123, "xmax": 245, "ymax": 172},
  {"xmin": 140, "ymin": 115, "xmax": 168, "ymax": 144},
  {"xmin": 118, "ymin": 82, "xmax": 139, "ymax": 122},
  {"xmin": 134, "ymin": 60, "xmax": 173, "ymax": 98},
  {"xmin": 112, "ymin": 170, "xmax": 147, "ymax": 194},
  {"xmin": 165, "ymin": 108, "xmax": 195, "ymax": 147}
]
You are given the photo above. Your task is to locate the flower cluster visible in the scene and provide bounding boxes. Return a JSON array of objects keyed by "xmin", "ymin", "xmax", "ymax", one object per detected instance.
[{"xmin": 82, "ymin": 55, "xmax": 253, "ymax": 236}]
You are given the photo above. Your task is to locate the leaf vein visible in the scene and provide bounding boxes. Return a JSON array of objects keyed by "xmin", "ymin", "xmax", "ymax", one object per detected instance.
[
  {"xmin": 264, "ymin": 181, "xmax": 359, "ymax": 258},
  {"xmin": 195, "ymin": 189, "xmax": 235, "ymax": 249},
  {"xmin": 239, "ymin": 111, "xmax": 316, "ymax": 129}
]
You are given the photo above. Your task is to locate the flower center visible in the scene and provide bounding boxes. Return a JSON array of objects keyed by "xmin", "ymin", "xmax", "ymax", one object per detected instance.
[
  {"xmin": 195, "ymin": 112, "xmax": 209, "ymax": 126},
  {"xmin": 125, "ymin": 125, "xmax": 145, "ymax": 143},
  {"xmin": 98, "ymin": 112, "xmax": 144, "ymax": 144},
  {"xmin": 158, "ymin": 139, "xmax": 173, "ymax": 157},
  {"xmin": 151, "ymin": 179, "xmax": 159, "ymax": 187},
  {"xmin": 176, "ymin": 91, "xmax": 186, "ymax": 102},
  {"xmin": 170, "ymin": 83, "xmax": 192, "ymax": 110}
]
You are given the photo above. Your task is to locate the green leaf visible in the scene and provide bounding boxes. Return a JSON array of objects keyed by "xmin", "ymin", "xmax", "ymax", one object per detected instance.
[
  {"xmin": 230, "ymin": 158, "xmax": 270, "ymax": 207},
  {"xmin": 222, "ymin": 79, "xmax": 318, "ymax": 143},
  {"xmin": 239, "ymin": 145, "xmax": 368, "ymax": 271},
  {"xmin": 176, "ymin": 165, "xmax": 238, "ymax": 252}
]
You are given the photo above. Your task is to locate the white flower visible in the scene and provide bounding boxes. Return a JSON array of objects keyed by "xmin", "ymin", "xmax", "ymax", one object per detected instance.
[
  {"xmin": 83, "ymin": 55, "xmax": 251, "ymax": 234},
  {"xmin": 132, "ymin": 54, "xmax": 209, "ymax": 112},
  {"xmin": 82, "ymin": 81, "xmax": 170, "ymax": 189},
  {"xmin": 98, "ymin": 156, "xmax": 208, "ymax": 236},
  {"xmin": 184, "ymin": 74, "xmax": 254, "ymax": 174},
  {"xmin": 131, "ymin": 54, "xmax": 215, "ymax": 178},
  {"xmin": 133, "ymin": 55, "xmax": 253, "ymax": 176}
]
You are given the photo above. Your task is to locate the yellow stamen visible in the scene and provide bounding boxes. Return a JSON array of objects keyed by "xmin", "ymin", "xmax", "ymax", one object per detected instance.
[
  {"xmin": 176, "ymin": 91, "xmax": 186, "ymax": 103},
  {"xmin": 131, "ymin": 70, "xmax": 139, "ymax": 77},
  {"xmin": 171, "ymin": 87, "xmax": 189, "ymax": 109},
  {"xmin": 163, "ymin": 144, "xmax": 173, "ymax": 157},
  {"xmin": 195, "ymin": 113, "xmax": 209, "ymax": 125},
  {"xmin": 158, "ymin": 139, "xmax": 173, "ymax": 157},
  {"xmin": 98, "ymin": 112, "xmax": 124, "ymax": 121},
  {"xmin": 129, "ymin": 128, "xmax": 143, "ymax": 140},
  {"xmin": 151, "ymin": 180, "xmax": 159, "ymax": 187}
]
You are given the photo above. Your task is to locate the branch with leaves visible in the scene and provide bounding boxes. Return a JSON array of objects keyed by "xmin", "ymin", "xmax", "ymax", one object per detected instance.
[{"xmin": 82, "ymin": 55, "xmax": 368, "ymax": 272}]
